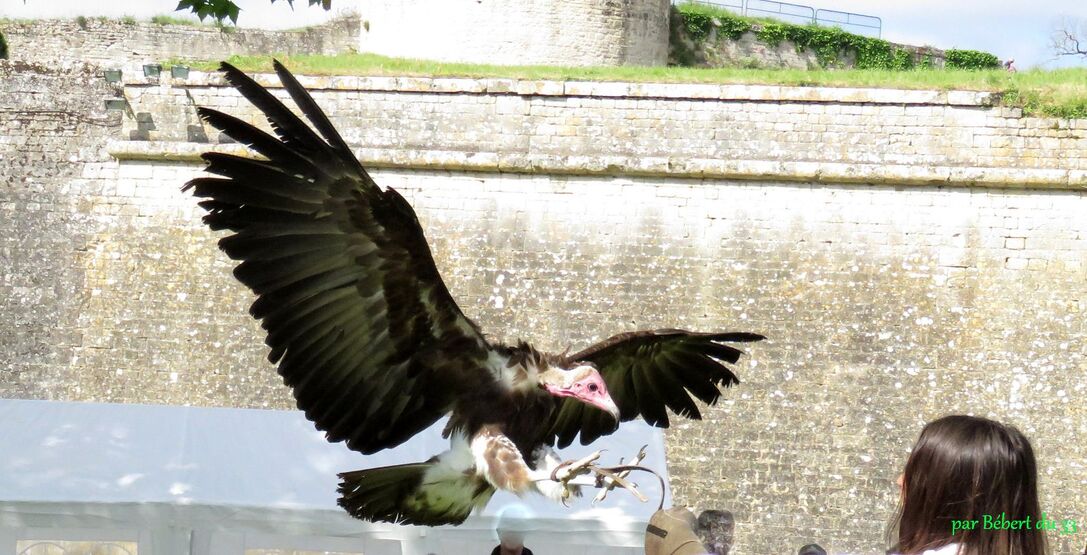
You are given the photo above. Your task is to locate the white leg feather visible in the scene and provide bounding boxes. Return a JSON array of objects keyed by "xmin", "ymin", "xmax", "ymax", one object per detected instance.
[{"xmin": 529, "ymin": 445, "xmax": 569, "ymax": 501}]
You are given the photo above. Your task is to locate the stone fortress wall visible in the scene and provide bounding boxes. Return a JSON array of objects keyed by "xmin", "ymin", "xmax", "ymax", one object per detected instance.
[
  {"xmin": 0, "ymin": 1, "xmax": 669, "ymax": 69},
  {"xmin": 676, "ymin": 27, "xmax": 948, "ymax": 70},
  {"xmin": 0, "ymin": 14, "xmax": 359, "ymax": 67},
  {"xmin": 117, "ymin": 72, "xmax": 1087, "ymax": 182},
  {"xmin": 355, "ymin": 0, "xmax": 672, "ymax": 66},
  {"xmin": 2, "ymin": 60, "xmax": 1085, "ymax": 553}
]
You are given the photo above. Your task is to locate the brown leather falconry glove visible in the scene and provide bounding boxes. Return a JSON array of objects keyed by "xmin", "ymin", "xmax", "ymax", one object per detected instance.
[{"xmin": 645, "ymin": 507, "xmax": 710, "ymax": 555}]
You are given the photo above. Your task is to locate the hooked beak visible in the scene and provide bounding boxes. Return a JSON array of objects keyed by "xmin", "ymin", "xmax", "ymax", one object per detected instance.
[
  {"xmin": 590, "ymin": 395, "xmax": 621, "ymax": 421},
  {"xmin": 543, "ymin": 376, "xmax": 621, "ymax": 421}
]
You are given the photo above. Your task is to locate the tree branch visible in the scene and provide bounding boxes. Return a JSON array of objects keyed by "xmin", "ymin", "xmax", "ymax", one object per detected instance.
[{"xmin": 1052, "ymin": 23, "xmax": 1087, "ymax": 57}]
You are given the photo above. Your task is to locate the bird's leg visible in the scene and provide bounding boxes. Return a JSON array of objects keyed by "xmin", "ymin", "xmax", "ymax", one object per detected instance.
[
  {"xmin": 527, "ymin": 449, "xmax": 605, "ymax": 506},
  {"xmin": 530, "ymin": 446, "xmax": 656, "ymax": 506},
  {"xmin": 592, "ymin": 466, "xmax": 648, "ymax": 503},
  {"xmin": 528, "ymin": 446, "xmax": 594, "ymax": 504}
]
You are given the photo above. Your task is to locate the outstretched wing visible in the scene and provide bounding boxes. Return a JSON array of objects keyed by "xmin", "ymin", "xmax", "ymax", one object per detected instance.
[
  {"xmin": 185, "ymin": 61, "xmax": 492, "ymax": 454},
  {"xmin": 546, "ymin": 329, "xmax": 764, "ymax": 448}
]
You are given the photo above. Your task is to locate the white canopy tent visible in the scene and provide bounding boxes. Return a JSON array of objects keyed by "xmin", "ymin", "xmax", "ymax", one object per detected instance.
[{"xmin": 0, "ymin": 399, "xmax": 670, "ymax": 555}]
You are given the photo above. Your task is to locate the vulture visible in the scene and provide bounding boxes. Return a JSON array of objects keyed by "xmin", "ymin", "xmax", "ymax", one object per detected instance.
[{"xmin": 184, "ymin": 60, "xmax": 764, "ymax": 526}]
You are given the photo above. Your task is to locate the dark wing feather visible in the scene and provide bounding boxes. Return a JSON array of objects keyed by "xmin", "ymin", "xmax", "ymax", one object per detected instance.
[
  {"xmin": 546, "ymin": 329, "xmax": 764, "ymax": 448},
  {"xmin": 272, "ymin": 60, "xmax": 365, "ymax": 175},
  {"xmin": 185, "ymin": 61, "xmax": 492, "ymax": 455}
]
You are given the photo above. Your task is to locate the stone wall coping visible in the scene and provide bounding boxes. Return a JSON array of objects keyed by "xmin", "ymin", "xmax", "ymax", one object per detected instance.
[
  {"xmin": 109, "ymin": 140, "xmax": 1086, "ymax": 190},
  {"xmin": 140, "ymin": 71, "xmax": 999, "ymax": 106}
]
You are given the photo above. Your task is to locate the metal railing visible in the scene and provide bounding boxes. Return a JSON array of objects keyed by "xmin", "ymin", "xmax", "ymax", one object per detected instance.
[
  {"xmin": 815, "ymin": 8, "xmax": 882, "ymax": 38},
  {"xmin": 692, "ymin": 0, "xmax": 745, "ymax": 14},
  {"xmin": 674, "ymin": 0, "xmax": 882, "ymax": 38},
  {"xmin": 746, "ymin": 0, "xmax": 815, "ymax": 27}
]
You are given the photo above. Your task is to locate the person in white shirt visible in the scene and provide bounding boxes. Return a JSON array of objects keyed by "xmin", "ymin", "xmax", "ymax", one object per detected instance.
[{"xmin": 887, "ymin": 415, "xmax": 1047, "ymax": 555}]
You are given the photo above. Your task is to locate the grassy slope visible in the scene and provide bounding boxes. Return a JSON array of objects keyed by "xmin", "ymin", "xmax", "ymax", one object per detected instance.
[{"xmin": 180, "ymin": 53, "xmax": 1087, "ymax": 119}]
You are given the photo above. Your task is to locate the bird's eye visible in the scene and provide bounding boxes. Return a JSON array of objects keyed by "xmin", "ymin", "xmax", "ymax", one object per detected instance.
[{"xmin": 588, "ymin": 384, "xmax": 598, "ymax": 392}]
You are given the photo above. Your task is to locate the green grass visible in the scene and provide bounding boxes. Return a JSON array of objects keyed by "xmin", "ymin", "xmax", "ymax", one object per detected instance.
[
  {"xmin": 150, "ymin": 14, "xmax": 204, "ymax": 26},
  {"xmin": 150, "ymin": 13, "xmax": 236, "ymax": 31},
  {"xmin": 3, "ymin": 14, "xmax": 205, "ymax": 26},
  {"xmin": 179, "ymin": 53, "xmax": 1087, "ymax": 119}
]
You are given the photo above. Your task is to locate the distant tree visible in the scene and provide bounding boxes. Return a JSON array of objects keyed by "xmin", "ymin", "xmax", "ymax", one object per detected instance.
[
  {"xmin": 175, "ymin": 0, "xmax": 331, "ymax": 25},
  {"xmin": 1051, "ymin": 17, "xmax": 1087, "ymax": 58}
]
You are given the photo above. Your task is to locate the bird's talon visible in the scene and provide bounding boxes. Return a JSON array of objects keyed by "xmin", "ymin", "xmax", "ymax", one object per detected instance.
[
  {"xmin": 591, "ymin": 445, "xmax": 649, "ymax": 504},
  {"xmin": 551, "ymin": 449, "xmax": 605, "ymax": 483}
]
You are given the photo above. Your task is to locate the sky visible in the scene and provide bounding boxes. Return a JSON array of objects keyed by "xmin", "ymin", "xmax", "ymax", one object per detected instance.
[
  {"xmin": 2, "ymin": 0, "xmax": 1087, "ymax": 69},
  {"xmin": 820, "ymin": 0, "xmax": 1087, "ymax": 68}
]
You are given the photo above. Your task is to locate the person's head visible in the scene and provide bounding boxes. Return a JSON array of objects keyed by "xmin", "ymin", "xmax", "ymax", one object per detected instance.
[
  {"xmin": 495, "ymin": 503, "xmax": 532, "ymax": 550},
  {"xmin": 889, "ymin": 415, "xmax": 1046, "ymax": 555},
  {"xmin": 498, "ymin": 530, "xmax": 524, "ymax": 550}
]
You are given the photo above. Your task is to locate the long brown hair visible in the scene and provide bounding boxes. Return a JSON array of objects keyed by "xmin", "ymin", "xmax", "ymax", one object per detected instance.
[{"xmin": 888, "ymin": 415, "xmax": 1047, "ymax": 555}]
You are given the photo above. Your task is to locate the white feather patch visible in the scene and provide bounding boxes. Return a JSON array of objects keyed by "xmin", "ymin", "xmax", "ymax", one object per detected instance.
[
  {"xmin": 485, "ymin": 351, "xmax": 540, "ymax": 393},
  {"xmin": 413, "ymin": 433, "xmax": 484, "ymax": 515},
  {"xmin": 530, "ymin": 445, "xmax": 570, "ymax": 501}
]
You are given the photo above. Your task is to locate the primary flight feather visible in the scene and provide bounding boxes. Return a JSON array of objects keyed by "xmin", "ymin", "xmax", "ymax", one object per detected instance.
[{"xmin": 185, "ymin": 60, "xmax": 765, "ymax": 526}]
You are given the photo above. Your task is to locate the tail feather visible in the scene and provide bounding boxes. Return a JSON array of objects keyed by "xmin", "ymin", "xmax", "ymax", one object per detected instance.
[{"xmin": 338, "ymin": 460, "xmax": 494, "ymax": 526}]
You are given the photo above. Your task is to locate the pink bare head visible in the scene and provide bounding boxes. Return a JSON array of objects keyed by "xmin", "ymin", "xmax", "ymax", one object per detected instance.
[{"xmin": 542, "ymin": 363, "xmax": 620, "ymax": 420}]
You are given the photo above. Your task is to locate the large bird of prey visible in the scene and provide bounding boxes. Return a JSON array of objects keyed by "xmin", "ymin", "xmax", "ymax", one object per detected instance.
[{"xmin": 184, "ymin": 61, "xmax": 764, "ymax": 526}]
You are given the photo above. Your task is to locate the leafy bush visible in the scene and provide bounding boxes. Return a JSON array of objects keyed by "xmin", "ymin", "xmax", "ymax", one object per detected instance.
[
  {"xmin": 756, "ymin": 22, "xmax": 788, "ymax": 46},
  {"xmin": 716, "ymin": 12, "xmax": 752, "ymax": 40},
  {"xmin": 892, "ymin": 48, "xmax": 914, "ymax": 70},
  {"xmin": 676, "ymin": 2, "xmax": 916, "ymax": 70},
  {"xmin": 754, "ymin": 22, "xmax": 911, "ymax": 70},
  {"xmin": 677, "ymin": 3, "xmax": 750, "ymax": 41},
  {"xmin": 676, "ymin": 2, "xmax": 998, "ymax": 72},
  {"xmin": 850, "ymin": 36, "xmax": 914, "ymax": 70},
  {"xmin": 794, "ymin": 25, "xmax": 853, "ymax": 67},
  {"xmin": 945, "ymin": 49, "xmax": 1001, "ymax": 70},
  {"xmin": 0, "ymin": 30, "xmax": 7, "ymax": 59}
]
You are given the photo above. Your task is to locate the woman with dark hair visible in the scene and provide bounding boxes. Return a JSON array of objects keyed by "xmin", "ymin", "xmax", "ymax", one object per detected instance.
[{"xmin": 889, "ymin": 414, "xmax": 1048, "ymax": 555}]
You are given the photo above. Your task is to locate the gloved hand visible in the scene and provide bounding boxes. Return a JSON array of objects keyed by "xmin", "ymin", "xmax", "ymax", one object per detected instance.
[{"xmin": 645, "ymin": 507, "xmax": 711, "ymax": 555}]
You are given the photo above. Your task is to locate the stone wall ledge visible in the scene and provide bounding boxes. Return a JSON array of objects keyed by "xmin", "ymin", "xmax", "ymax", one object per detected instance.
[
  {"xmin": 109, "ymin": 140, "xmax": 1087, "ymax": 190},
  {"xmin": 130, "ymin": 71, "xmax": 999, "ymax": 106}
]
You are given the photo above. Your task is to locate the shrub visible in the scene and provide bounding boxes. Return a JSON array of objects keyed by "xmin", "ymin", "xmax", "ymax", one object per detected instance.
[
  {"xmin": 677, "ymin": 3, "xmax": 750, "ymax": 41},
  {"xmin": 756, "ymin": 22, "xmax": 788, "ymax": 46},
  {"xmin": 0, "ymin": 30, "xmax": 7, "ymax": 59},
  {"xmin": 675, "ymin": 2, "xmax": 922, "ymax": 70},
  {"xmin": 716, "ymin": 12, "xmax": 752, "ymax": 40},
  {"xmin": 851, "ymin": 37, "xmax": 914, "ymax": 70},
  {"xmin": 945, "ymin": 49, "xmax": 1001, "ymax": 70},
  {"xmin": 676, "ymin": 2, "xmax": 999, "ymax": 73},
  {"xmin": 892, "ymin": 48, "xmax": 914, "ymax": 70}
]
